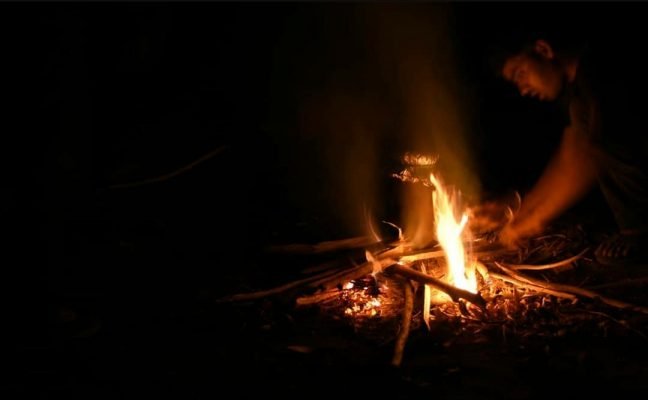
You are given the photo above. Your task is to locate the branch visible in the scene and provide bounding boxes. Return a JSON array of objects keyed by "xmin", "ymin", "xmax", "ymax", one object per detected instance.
[
  {"xmin": 108, "ymin": 145, "xmax": 230, "ymax": 190},
  {"xmin": 587, "ymin": 276, "xmax": 648, "ymax": 290},
  {"xmin": 504, "ymin": 248, "xmax": 589, "ymax": 271},
  {"xmin": 265, "ymin": 236, "xmax": 381, "ymax": 255},
  {"xmin": 391, "ymin": 279, "xmax": 414, "ymax": 367},
  {"xmin": 295, "ymin": 290, "xmax": 341, "ymax": 306},
  {"xmin": 306, "ymin": 258, "xmax": 394, "ymax": 291},
  {"xmin": 386, "ymin": 264, "xmax": 486, "ymax": 308},
  {"xmin": 494, "ymin": 262, "xmax": 648, "ymax": 314},
  {"xmin": 490, "ymin": 272, "xmax": 577, "ymax": 299},
  {"xmin": 379, "ymin": 241, "xmax": 515, "ymax": 263},
  {"xmin": 216, "ymin": 267, "xmax": 340, "ymax": 303}
]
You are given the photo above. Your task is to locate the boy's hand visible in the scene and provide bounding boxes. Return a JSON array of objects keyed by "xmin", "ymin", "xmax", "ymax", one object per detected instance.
[
  {"xmin": 467, "ymin": 192, "xmax": 520, "ymax": 235},
  {"xmin": 498, "ymin": 223, "xmax": 524, "ymax": 250}
]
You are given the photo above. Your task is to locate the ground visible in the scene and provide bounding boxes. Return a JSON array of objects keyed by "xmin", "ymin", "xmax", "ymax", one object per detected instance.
[
  {"xmin": 7, "ymin": 3, "xmax": 648, "ymax": 398},
  {"xmin": 32, "ymin": 195, "xmax": 648, "ymax": 399}
]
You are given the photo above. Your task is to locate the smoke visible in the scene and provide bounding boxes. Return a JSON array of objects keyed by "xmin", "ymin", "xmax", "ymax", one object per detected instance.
[
  {"xmin": 292, "ymin": 4, "xmax": 479, "ymax": 242},
  {"xmin": 360, "ymin": 4, "xmax": 480, "ymax": 247},
  {"xmin": 298, "ymin": 88, "xmax": 385, "ymax": 237}
]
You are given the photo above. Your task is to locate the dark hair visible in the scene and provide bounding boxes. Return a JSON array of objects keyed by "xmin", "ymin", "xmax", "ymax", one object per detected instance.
[
  {"xmin": 484, "ymin": 26, "xmax": 584, "ymax": 79},
  {"xmin": 485, "ymin": 36, "xmax": 535, "ymax": 79}
]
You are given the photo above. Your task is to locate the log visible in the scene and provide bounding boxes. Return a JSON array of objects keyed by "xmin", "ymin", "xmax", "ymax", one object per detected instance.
[
  {"xmin": 587, "ymin": 276, "xmax": 648, "ymax": 290},
  {"xmin": 386, "ymin": 264, "xmax": 486, "ymax": 308},
  {"xmin": 504, "ymin": 248, "xmax": 589, "ymax": 271},
  {"xmin": 306, "ymin": 258, "xmax": 396, "ymax": 291},
  {"xmin": 216, "ymin": 267, "xmax": 341, "ymax": 303},
  {"xmin": 494, "ymin": 262, "xmax": 648, "ymax": 314},
  {"xmin": 108, "ymin": 145, "xmax": 229, "ymax": 190},
  {"xmin": 300, "ymin": 258, "xmax": 352, "ymax": 275},
  {"xmin": 265, "ymin": 236, "xmax": 382, "ymax": 255},
  {"xmin": 218, "ymin": 249, "xmax": 487, "ymax": 308},
  {"xmin": 397, "ymin": 250, "xmax": 445, "ymax": 263},
  {"xmin": 379, "ymin": 242, "xmax": 514, "ymax": 263},
  {"xmin": 489, "ymin": 272, "xmax": 577, "ymax": 299},
  {"xmin": 305, "ymin": 260, "xmax": 487, "ymax": 309},
  {"xmin": 295, "ymin": 290, "xmax": 341, "ymax": 306},
  {"xmin": 217, "ymin": 256, "xmax": 389, "ymax": 303},
  {"xmin": 297, "ymin": 241, "xmax": 398, "ymax": 275},
  {"xmin": 475, "ymin": 261, "xmax": 491, "ymax": 284},
  {"xmin": 391, "ymin": 278, "xmax": 414, "ymax": 367}
]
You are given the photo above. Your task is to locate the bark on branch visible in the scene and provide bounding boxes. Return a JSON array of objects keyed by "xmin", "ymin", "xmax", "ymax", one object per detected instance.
[{"xmin": 494, "ymin": 262, "xmax": 648, "ymax": 314}]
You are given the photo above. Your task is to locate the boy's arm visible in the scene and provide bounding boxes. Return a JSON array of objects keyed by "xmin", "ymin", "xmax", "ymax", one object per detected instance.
[{"xmin": 500, "ymin": 122, "xmax": 598, "ymax": 247}]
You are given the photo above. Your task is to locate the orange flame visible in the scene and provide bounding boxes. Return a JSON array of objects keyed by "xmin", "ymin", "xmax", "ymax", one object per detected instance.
[{"xmin": 429, "ymin": 173, "xmax": 477, "ymax": 294}]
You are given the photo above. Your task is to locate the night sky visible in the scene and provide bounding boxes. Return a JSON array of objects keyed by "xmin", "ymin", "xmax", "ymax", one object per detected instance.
[{"xmin": 6, "ymin": 2, "xmax": 648, "ymax": 397}]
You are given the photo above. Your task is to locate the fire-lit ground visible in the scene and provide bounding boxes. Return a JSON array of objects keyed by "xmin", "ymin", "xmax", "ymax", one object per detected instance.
[
  {"xmin": 40, "ymin": 205, "xmax": 648, "ymax": 399},
  {"xmin": 211, "ymin": 236, "xmax": 648, "ymax": 399},
  {"xmin": 19, "ymin": 4, "xmax": 648, "ymax": 399},
  {"xmin": 208, "ymin": 224, "xmax": 648, "ymax": 399},
  {"xmin": 37, "ymin": 148, "xmax": 648, "ymax": 398}
]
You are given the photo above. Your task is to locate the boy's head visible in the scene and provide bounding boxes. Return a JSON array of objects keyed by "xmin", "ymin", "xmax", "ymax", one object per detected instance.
[
  {"xmin": 487, "ymin": 27, "xmax": 581, "ymax": 102},
  {"xmin": 499, "ymin": 39, "xmax": 565, "ymax": 101}
]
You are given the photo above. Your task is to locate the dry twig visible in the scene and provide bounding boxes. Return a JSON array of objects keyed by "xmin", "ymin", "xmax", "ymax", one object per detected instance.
[
  {"xmin": 503, "ymin": 247, "xmax": 589, "ymax": 271},
  {"xmin": 489, "ymin": 272, "xmax": 576, "ymax": 299},
  {"xmin": 391, "ymin": 278, "xmax": 414, "ymax": 367},
  {"xmin": 387, "ymin": 264, "xmax": 486, "ymax": 308},
  {"xmin": 494, "ymin": 262, "xmax": 648, "ymax": 314},
  {"xmin": 216, "ymin": 267, "xmax": 341, "ymax": 303},
  {"xmin": 266, "ymin": 236, "xmax": 381, "ymax": 255},
  {"xmin": 108, "ymin": 145, "xmax": 229, "ymax": 190}
]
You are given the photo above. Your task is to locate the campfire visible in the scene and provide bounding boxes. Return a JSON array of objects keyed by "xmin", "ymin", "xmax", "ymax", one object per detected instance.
[{"xmin": 219, "ymin": 153, "xmax": 648, "ymax": 366}]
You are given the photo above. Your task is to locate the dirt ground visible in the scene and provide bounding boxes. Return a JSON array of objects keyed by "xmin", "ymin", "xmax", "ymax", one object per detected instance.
[{"xmin": 32, "ymin": 205, "xmax": 648, "ymax": 400}]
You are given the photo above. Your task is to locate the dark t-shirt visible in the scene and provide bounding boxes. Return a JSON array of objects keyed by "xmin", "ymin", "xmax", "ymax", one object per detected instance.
[
  {"xmin": 565, "ymin": 42, "xmax": 648, "ymax": 229},
  {"xmin": 565, "ymin": 43, "xmax": 648, "ymax": 167}
]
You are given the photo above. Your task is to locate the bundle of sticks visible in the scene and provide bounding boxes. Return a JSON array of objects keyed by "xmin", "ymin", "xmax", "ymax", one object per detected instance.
[{"xmin": 218, "ymin": 233, "xmax": 648, "ymax": 366}]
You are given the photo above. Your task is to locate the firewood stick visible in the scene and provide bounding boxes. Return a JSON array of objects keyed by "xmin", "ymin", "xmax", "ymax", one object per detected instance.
[
  {"xmin": 379, "ymin": 243, "xmax": 514, "ymax": 263},
  {"xmin": 306, "ymin": 263, "xmax": 373, "ymax": 291},
  {"xmin": 295, "ymin": 290, "xmax": 341, "ymax": 306},
  {"xmin": 397, "ymin": 250, "xmax": 445, "ymax": 263},
  {"xmin": 494, "ymin": 262, "xmax": 648, "ymax": 314},
  {"xmin": 378, "ymin": 244, "xmax": 439, "ymax": 260},
  {"xmin": 391, "ymin": 278, "xmax": 414, "ymax": 367},
  {"xmin": 216, "ymin": 267, "xmax": 341, "ymax": 303},
  {"xmin": 386, "ymin": 264, "xmax": 486, "ymax": 308},
  {"xmin": 587, "ymin": 276, "xmax": 648, "ymax": 290},
  {"xmin": 504, "ymin": 248, "xmax": 589, "ymax": 271},
  {"xmin": 475, "ymin": 260, "xmax": 491, "ymax": 284},
  {"xmin": 490, "ymin": 272, "xmax": 576, "ymax": 299},
  {"xmin": 308, "ymin": 260, "xmax": 487, "ymax": 309},
  {"xmin": 265, "ymin": 236, "xmax": 381, "ymax": 255},
  {"xmin": 307, "ymin": 258, "xmax": 397, "ymax": 291},
  {"xmin": 107, "ymin": 145, "xmax": 229, "ymax": 190},
  {"xmin": 299, "ymin": 241, "xmax": 399, "ymax": 275},
  {"xmin": 300, "ymin": 258, "xmax": 351, "ymax": 275},
  {"xmin": 218, "ymin": 255, "xmax": 391, "ymax": 303},
  {"xmin": 219, "ymin": 247, "xmax": 485, "ymax": 306}
]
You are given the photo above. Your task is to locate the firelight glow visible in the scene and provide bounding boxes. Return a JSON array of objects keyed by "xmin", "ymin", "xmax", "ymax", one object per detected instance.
[{"xmin": 429, "ymin": 173, "xmax": 477, "ymax": 294}]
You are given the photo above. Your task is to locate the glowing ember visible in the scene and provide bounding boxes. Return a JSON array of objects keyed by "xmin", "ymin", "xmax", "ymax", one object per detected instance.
[
  {"xmin": 420, "ymin": 264, "xmax": 432, "ymax": 329},
  {"xmin": 344, "ymin": 297, "xmax": 382, "ymax": 317},
  {"xmin": 343, "ymin": 161, "xmax": 481, "ymax": 325},
  {"xmin": 342, "ymin": 278, "xmax": 386, "ymax": 318},
  {"xmin": 429, "ymin": 172, "xmax": 478, "ymax": 294},
  {"xmin": 392, "ymin": 152, "xmax": 439, "ymax": 185},
  {"xmin": 366, "ymin": 250, "xmax": 383, "ymax": 275},
  {"xmin": 402, "ymin": 152, "xmax": 438, "ymax": 166}
]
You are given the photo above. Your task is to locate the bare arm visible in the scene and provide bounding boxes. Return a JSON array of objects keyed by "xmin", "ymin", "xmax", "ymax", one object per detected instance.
[{"xmin": 501, "ymin": 123, "xmax": 598, "ymax": 245}]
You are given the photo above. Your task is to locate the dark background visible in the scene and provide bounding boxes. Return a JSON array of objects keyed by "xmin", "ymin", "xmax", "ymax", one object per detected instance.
[{"xmin": 5, "ymin": 2, "xmax": 648, "ymax": 398}]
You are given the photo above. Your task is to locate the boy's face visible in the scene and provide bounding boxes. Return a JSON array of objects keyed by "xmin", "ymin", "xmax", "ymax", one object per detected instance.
[{"xmin": 501, "ymin": 41, "xmax": 564, "ymax": 101}]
